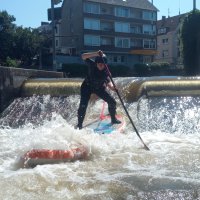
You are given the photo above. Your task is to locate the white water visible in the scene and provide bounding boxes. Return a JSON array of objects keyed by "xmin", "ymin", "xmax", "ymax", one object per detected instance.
[{"xmin": 0, "ymin": 94, "xmax": 200, "ymax": 199}]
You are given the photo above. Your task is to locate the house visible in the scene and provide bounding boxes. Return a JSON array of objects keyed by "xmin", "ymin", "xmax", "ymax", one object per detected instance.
[
  {"xmin": 52, "ymin": 0, "xmax": 158, "ymax": 69},
  {"xmin": 155, "ymin": 14, "xmax": 186, "ymax": 68}
]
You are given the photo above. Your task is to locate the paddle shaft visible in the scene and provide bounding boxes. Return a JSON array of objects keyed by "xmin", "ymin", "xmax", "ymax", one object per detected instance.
[{"xmin": 103, "ymin": 61, "xmax": 150, "ymax": 151}]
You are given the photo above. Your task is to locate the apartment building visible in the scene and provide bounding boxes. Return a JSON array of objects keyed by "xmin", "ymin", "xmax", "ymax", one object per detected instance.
[
  {"xmin": 55, "ymin": 0, "xmax": 158, "ymax": 68},
  {"xmin": 155, "ymin": 14, "xmax": 186, "ymax": 68}
]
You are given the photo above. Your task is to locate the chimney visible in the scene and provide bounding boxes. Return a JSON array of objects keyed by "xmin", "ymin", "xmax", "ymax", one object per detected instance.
[
  {"xmin": 193, "ymin": 0, "xmax": 196, "ymax": 11},
  {"xmin": 162, "ymin": 16, "xmax": 166, "ymax": 21}
]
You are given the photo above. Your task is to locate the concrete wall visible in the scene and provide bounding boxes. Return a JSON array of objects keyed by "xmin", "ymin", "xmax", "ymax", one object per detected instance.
[{"xmin": 0, "ymin": 66, "xmax": 63, "ymax": 113}]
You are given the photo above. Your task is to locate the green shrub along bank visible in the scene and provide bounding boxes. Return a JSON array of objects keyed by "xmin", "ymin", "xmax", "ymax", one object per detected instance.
[
  {"xmin": 62, "ymin": 63, "xmax": 131, "ymax": 77},
  {"xmin": 134, "ymin": 62, "xmax": 179, "ymax": 76}
]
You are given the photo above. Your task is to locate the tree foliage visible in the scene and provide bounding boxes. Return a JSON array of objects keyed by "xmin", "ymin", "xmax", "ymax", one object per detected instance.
[
  {"xmin": 181, "ymin": 10, "xmax": 200, "ymax": 75},
  {"xmin": 0, "ymin": 10, "xmax": 51, "ymax": 68},
  {"xmin": 0, "ymin": 11, "xmax": 16, "ymax": 62}
]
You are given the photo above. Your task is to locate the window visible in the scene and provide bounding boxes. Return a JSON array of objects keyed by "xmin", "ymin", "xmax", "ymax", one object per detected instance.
[
  {"xmin": 162, "ymin": 38, "xmax": 168, "ymax": 44},
  {"xmin": 142, "ymin": 11, "xmax": 156, "ymax": 21},
  {"xmin": 143, "ymin": 24, "xmax": 156, "ymax": 35},
  {"xmin": 101, "ymin": 37, "xmax": 112, "ymax": 45},
  {"xmin": 84, "ymin": 35, "xmax": 100, "ymax": 46},
  {"xmin": 130, "ymin": 10, "xmax": 141, "ymax": 19},
  {"xmin": 115, "ymin": 7, "xmax": 130, "ymax": 17},
  {"xmin": 101, "ymin": 22, "xmax": 113, "ymax": 31},
  {"xmin": 130, "ymin": 25, "xmax": 142, "ymax": 34},
  {"xmin": 115, "ymin": 22, "xmax": 130, "ymax": 33},
  {"xmin": 131, "ymin": 38, "xmax": 143, "ymax": 48},
  {"xmin": 162, "ymin": 50, "xmax": 169, "ymax": 57},
  {"xmin": 70, "ymin": 23, "xmax": 74, "ymax": 33},
  {"xmin": 143, "ymin": 39, "xmax": 156, "ymax": 49},
  {"xmin": 121, "ymin": 56, "xmax": 125, "ymax": 62},
  {"xmin": 84, "ymin": 18, "xmax": 100, "ymax": 30},
  {"xmin": 158, "ymin": 28, "xmax": 167, "ymax": 34},
  {"xmin": 143, "ymin": 56, "xmax": 152, "ymax": 63},
  {"xmin": 115, "ymin": 37, "xmax": 130, "ymax": 48},
  {"xmin": 143, "ymin": 56, "xmax": 152, "ymax": 64},
  {"xmin": 112, "ymin": 55, "xmax": 126, "ymax": 63},
  {"xmin": 83, "ymin": 2, "xmax": 100, "ymax": 14},
  {"xmin": 113, "ymin": 56, "xmax": 118, "ymax": 62},
  {"xmin": 55, "ymin": 39, "xmax": 59, "ymax": 47}
]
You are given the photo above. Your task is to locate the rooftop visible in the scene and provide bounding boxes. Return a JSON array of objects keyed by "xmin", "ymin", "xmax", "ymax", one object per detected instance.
[
  {"xmin": 157, "ymin": 14, "xmax": 187, "ymax": 31},
  {"xmin": 87, "ymin": 0, "xmax": 158, "ymax": 11}
]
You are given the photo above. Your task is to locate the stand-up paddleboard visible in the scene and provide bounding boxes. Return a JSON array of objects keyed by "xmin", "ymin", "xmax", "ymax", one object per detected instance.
[{"xmin": 84, "ymin": 102, "xmax": 126, "ymax": 134}]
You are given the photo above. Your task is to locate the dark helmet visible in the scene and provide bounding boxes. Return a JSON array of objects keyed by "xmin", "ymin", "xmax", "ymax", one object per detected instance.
[{"xmin": 95, "ymin": 55, "xmax": 107, "ymax": 64}]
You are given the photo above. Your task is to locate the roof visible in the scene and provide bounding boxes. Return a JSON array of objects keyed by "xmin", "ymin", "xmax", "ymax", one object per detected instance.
[
  {"xmin": 86, "ymin": 0, "xmax": 158, "ymax": 11},
  {"xmin": 157, "ymin": 14, "xmax": 187, "ymax": 31}
]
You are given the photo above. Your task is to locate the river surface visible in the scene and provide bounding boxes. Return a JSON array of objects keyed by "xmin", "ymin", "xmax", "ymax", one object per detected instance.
[{"xmin": 0, "ymin": 81, "xmax": 200, "ymax": 199}]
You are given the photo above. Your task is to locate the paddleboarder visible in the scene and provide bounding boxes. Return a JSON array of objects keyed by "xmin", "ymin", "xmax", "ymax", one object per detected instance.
[{"xmin": 76, "ymin": 50, "xmax": 121, "ymax": 129}]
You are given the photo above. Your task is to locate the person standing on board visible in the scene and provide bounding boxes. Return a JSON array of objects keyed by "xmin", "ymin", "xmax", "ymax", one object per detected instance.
[{"xmin": 76, "ymin": 50, "xmax": 121, "ymax": 129}]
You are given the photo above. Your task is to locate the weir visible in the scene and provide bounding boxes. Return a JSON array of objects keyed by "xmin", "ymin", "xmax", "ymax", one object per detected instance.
[
  {"xmin": 125, "ymin": 76, "xmax": 200, "ymax": 102},
  {"xmin": 20, "ymin": 78, "xmax": 82, "ymax": 97},
  {"xmin": 20, "ymin": 76, "xmax": 200, "ymax": 101},
  {"xmin": 1, "ymin": 74, "xmax": 200, "ymax": 199},
  {"xmin": 0, "ymin": 66, "xmax": 63, "ymax": 113}
]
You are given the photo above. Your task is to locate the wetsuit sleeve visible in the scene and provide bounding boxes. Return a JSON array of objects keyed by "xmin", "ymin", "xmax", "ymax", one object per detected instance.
[{"xmin": 105, "ymin": 76, "xmax": 111, "ymax": 85}]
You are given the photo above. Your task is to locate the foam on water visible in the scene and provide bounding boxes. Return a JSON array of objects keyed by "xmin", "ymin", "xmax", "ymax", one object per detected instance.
[{"xmin": 0, "ymin": 95, "xmax": 200, "ymax": 199}]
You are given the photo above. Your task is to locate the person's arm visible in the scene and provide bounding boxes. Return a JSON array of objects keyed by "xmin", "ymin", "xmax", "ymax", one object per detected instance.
[{"xmin": 81, "ymin": 50, "xmax": 103, "ymax": 60}]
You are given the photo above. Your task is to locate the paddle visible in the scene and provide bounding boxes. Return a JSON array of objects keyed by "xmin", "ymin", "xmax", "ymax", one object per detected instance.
[{"xmin": 101, "ymin": 56, "xmax": 150, "ymax": 151}]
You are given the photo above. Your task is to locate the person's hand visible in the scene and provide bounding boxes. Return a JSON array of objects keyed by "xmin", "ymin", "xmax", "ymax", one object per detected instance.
[
  {"xmin": 107, "ymin": 83, "xmax": 118, "ymax": 92},
  {"xmin": 109, "ymin": 85, "xmax": 116, "ymax": 91}
]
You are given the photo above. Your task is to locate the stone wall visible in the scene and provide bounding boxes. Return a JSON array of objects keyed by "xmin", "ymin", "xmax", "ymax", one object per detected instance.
[{"xmin": 0, "ymin": 66, "xmax": 63, "ymax": 113}]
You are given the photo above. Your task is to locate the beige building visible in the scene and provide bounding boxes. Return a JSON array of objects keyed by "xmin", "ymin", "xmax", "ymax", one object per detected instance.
[
  {"xmin": 155, "ymin": 14, "xmax": 185, "ymax": 68},
  {"xmin": 53, "ymin": 0, "xmax": 158, "ymax": 68}
]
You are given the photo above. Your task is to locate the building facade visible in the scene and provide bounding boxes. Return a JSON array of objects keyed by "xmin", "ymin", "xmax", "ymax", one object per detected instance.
[
  {"xmin": 55, "ymin": 0, "xmax": 158, "ymax": 68},
  {"xmin": 155, "ymin": 14, "xmax": 186, "ymax": 68}
]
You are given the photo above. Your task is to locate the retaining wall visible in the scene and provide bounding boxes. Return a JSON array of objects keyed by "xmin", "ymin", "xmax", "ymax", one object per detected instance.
[{"xmin": 0, "ymin": 66, "xmax": 63, "ymax": 113}]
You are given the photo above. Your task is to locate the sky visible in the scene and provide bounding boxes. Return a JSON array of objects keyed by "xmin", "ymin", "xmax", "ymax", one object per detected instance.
[{"xmin": 0, "ymin": 0, "xmax": 199, "ymax": 28}]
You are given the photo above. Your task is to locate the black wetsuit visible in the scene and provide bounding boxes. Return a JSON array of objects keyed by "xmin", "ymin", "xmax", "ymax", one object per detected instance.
[{"xmin": 77, "ymin": 58, "xmax": 117, "ymax": 128}]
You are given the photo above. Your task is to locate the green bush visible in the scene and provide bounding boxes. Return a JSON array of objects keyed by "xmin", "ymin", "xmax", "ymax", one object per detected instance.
[
  {"xmin": 134, "ymin": 62, "xmax": 171, "ymax": 76},
  {"xmin": 62, "ymin": 63, "xmax": 88, "ymax": 77},
  {"xmin": 108, "ymin": 64, "xmax": 130, "ymax": 77},
  {"xmin": 134, "ymin": 63, "xmax": 149, "ymax": 75},
  {"xmin": 5, "ymin": 57, "xmax": 19, "ymax": 67},
  {"xmin": 150, "ymin": 62, "xmax": 170, "ymax": 71},
  {"xmin": 62, "ymin": 63, "xmax": 130, "ymax": 77}
]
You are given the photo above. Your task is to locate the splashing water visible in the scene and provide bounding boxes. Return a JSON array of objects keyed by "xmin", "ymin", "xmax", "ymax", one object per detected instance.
[{"xmin": 0, "ymin": 93, "xmax": 200, "ymax": 199}]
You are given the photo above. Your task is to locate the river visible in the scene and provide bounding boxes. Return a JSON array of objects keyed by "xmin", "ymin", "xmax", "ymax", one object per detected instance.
[{"xmin": 0, "ymin": 81, "xmax": 200, "ymax": 200}]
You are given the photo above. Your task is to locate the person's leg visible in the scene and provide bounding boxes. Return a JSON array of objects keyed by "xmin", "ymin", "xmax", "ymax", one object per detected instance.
[
  {"xmin": 77, "ymin": 82, "xmax": 91, "ymax": 129},
  {"xmin": 95, "ymin": 89, "xmax": 121, "ymax": 124}
]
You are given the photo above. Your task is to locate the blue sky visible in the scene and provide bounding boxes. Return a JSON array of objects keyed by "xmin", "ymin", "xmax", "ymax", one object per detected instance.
[{"xmin": 0, "ymin": 0, "xmax": 199, "ymax": 28}]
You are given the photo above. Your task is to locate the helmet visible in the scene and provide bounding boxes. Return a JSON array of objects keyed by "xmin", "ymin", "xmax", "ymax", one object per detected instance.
[{"xmin": 95, "ymin": 55, "xmax": 107, "ymax": 64}]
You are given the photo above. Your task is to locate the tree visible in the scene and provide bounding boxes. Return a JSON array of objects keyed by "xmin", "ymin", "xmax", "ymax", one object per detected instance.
[
  {"xmin": 181, "ymin": 10, "xmax": 200, "ymax": 75},
  {"xmin": 0, "ymin": 11, "xmax": 51, "ymax": 68},
  {"xmin": 0, "ymin": 11, "xmax": 16, "ymax": 62},
  {"xmin": 13, "ymin": 27, "xmax": 41, "ymax": 66}
]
